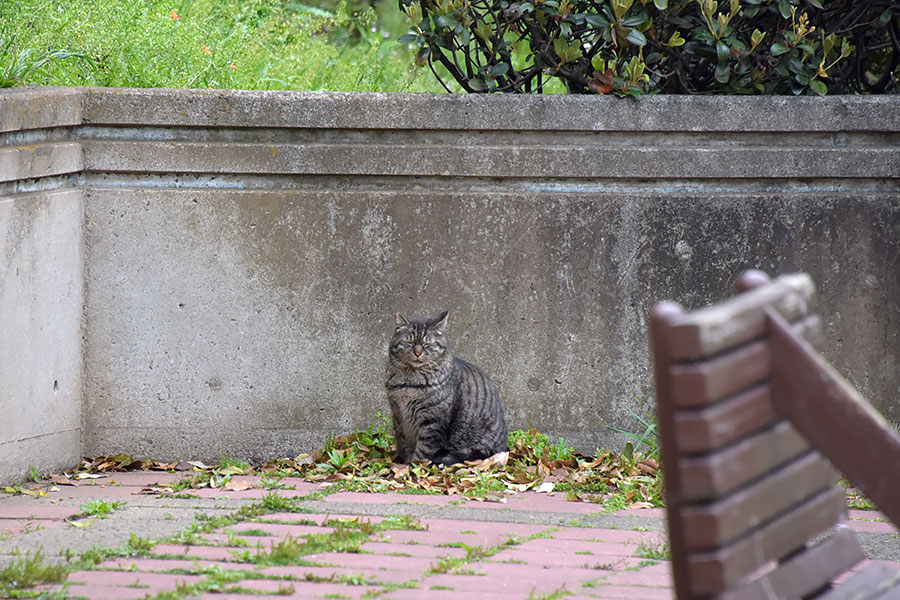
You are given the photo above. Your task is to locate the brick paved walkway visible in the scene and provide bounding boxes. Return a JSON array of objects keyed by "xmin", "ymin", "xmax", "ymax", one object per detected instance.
[{"xmin": 1, "ymin": 472, "xmax": 897, "ymax": 599}]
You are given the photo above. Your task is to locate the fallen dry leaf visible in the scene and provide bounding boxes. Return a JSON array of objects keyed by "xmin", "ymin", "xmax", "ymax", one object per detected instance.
[
  {"xmin": 223, "ymin": 480, "xmax": 252, "ymax": 492},
  {"xmin": 536, "ymin": 481, "xmax": 555, "ymax": 493},
  {"xmin": 187, "ymin": 461, "xmax": 214, "ymax": 470}
]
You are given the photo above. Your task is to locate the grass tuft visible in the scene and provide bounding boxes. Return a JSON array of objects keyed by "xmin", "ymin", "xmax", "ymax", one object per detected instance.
[{"xmin": 0, "ymin": 549, "xmax": 68, "ymax": 596}]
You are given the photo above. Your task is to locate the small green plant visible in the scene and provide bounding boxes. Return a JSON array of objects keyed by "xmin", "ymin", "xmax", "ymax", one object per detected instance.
[
  {"xmin": 526, "ymin": 586, "xmax": 572, "ymax": 600},
  {"xmin": 508, "ymin": 428, "xmax": 575, "ymax": 464},
  {"xmin": 79, "ymin": 499, "xmax": 126, "ymax": 518},
  {"xmin": 261, "ymin": 491, "xmax": 295, "ymax": 512},
  {"xmin": 124, "ymin": 534, "xmax": 155, "ymax": 556},
  {"xmin": 0, "ymin": 34, "xmax": 92, "ymax": 88},
  {"xmin": 218, "ymin": 455, "xmax": 250, "ymax": 473},
  {"xmin": 636, "ymin": 536, "xmax": 670, "ymax": 561},
  {"xmin": 603, "ymin": 394, "xmax": 659, "ymax": 461},
  {"xmin": 259, "ymin": 475, "xmax": 293, "ymax": 490},
  {"xmin": 238, "ymin": 528, "xmax": 273, "ymax": 537},
  {"xmin": 0, "ymin": 549, "xmax": 68, "ymax": 595},
  {"xmin": 258, "ymin": 535, "xmax": 305, "ymax": 565}
]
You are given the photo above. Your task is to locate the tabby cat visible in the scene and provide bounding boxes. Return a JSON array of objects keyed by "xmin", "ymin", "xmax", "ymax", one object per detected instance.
[{"xmin": 385, "ymin": 311, "xmax": 508, "ymax": 465}]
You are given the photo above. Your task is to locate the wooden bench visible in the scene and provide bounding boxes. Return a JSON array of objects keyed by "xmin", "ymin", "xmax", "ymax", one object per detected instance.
[{"xmin": 650, "ymin": 270, "xmax": 900, "ymax": 600}]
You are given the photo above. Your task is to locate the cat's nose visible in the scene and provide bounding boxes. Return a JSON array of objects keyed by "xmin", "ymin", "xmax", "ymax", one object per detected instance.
[{"xmin": 413, "ymin": 344, "xmax": 423, "ymax": 357}]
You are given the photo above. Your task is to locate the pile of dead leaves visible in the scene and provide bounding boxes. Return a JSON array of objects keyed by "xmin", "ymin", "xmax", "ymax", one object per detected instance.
[
  {"xmin": 253, "ymin": 427, "xmax": 662, "ymax": 506},
  {"xmin": 19, "ymin": 429, "xmax": 662, "ymax": 508}
]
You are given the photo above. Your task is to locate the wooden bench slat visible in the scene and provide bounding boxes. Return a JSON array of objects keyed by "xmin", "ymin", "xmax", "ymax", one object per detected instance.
[
  {"xmin": 768, "ymin": 308, "xmax": 900, "ymax": 530},
  {"xmin": 719, "ymin": 528, "xmax": 866, "ymax": 600},
  {"xmin": 679, "ymin": 420, "xmax": 809, "ymax": 502},
  {"xmin": 670, "ymin": 338, "xmax": 770, "ymax": 408},
  {"xmin": 669, "ymin": 315, "xmax": 821, "ymax": 408},
  {"xmin": 680, "ymin": 450, "xmax": 838, "ymax": 551},
  {"xmin": 687, "ymin": 486, "xmax": 847, "ymax": 596},
  {"xmin": 815, "ymin": 563, "xmax": 900, "ymax": 600},
  {"xmin": 673, "ymin": 384, "xmax": 775, "ymax": 454},
  {"xmin": 667, "ymin": 273, "xmax": 814, "ymax": 361}
]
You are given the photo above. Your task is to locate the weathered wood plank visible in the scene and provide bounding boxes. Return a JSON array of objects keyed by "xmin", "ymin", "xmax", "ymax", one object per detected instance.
[
  {"xmin": 673, "ymin": 384, "xmax": 775, "ymax": 454},
  {"xmin": 768, "ymin": 308, "xmax": 900, "ymax": 530},
  {"xmin": 650, "ymin": 301, "xmax": 694, "ymax": 600},
  {"xmin": 680, "ymin": 450, "xmax": 839, "ymax": 550},
  {"xmin": 679, "ymin": 420, "xmax": 809, "ymax": 502},
  {"xmin": 687, "ymin": 486, "xmax": 847, "ymax": 596},
  {"xmin": 667, "ymin": 273, "xmax": 814, "ymax": 361},
  {"xmin": 815, "ymin": 562, "xmax": 900, "ymax": 600},
  {"xmin": 669, "ymin": 315, "xmax": 822, "ymax": 408},
  {"xmin": 670, "ymin": 339, "xmax": 769, "ymax": 407},
  {"xmin": 719, "ymin": 528, "xmax": 865, "ymax": 600}
]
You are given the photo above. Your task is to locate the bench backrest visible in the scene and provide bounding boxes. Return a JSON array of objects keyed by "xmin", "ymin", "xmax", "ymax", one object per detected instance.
[{"xmin": 649, "ymin": 270, "xmax": 899, "ymax": 600}]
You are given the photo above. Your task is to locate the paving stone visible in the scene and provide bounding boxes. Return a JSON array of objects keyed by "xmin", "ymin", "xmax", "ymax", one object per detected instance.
[
  {"xmin": 607, "ymin": 507, "xmax": 667, "ymax": 518},
  {"xmin": 197, "ymin": 595, "xmax": 298, "ymax": 600},
  {"xmin": 490, "ymin": 547, "xmax": 645, "ymax": 570},
  {"xmin": 302, "ymin": 551, "xmax": 434, "ymax": 572},
  {"xmin": 517, "ymin": 536, "xmax": 641, "ymax": 555},
  {"xmin": 227, "ymin": 522, "xmax": 334, "ymax": 537},
  {"xmin": 487, "ymin": 492, "xmax": 609, "ymax": 514},
  {"xmin": 846, "ymin": 520, "xmax": 900, "ymax": 534},
  {"xmin": 382, "ymin": 518, "xmax": 551, "ymax": 547},
  {"xmin": 225, "ymin": 577, "xmax": 305, "ymax": 593},
  {"xmin": 420, "ymin": 562, "xmax": 605, "ymax": 596},
  {"xmin": 382, "ymin": 587, "xmax": 516, "ymax": 600},
  {"xmin": 849, "ymin": 510, "xmax": 889, "ymax": 522},
  {"xmin": 62, "ymin": 583, "xmax": 155, "ymax": 599},
  {"xmin": 359, "ymin": 541, "xmax": 467, "ymax": 559},
  {"xmin": 0, "ymin": 518, "xmax": 64, "ymax": 535},
  {"xmin": 256, "ymin": 512, "xmax": 385, "ymax": 525},
  {"xmin": 196, "ymin": 580, "xmax": 376, "ymax": 598},
  {"xmin": 568, "ymin": 585, "xmax": 676, "ymax": 599},
  {"xmin": 97, "ymin": 557, "xmax": 254, "ymax": 572},
  {"xmin": 260, "ymin": 563, "xmax": 414, "ymax": 585},
  {"xmin": 67, "ymin": 569, "xmax": 203, "ymax": 592},
  {"xmin": 0, "ymin": 505, "xmax": 81, "ymax": 519},
  {"xmin": 202, "ymin": 525, "xmax": 329, "ymax": 545},
  {"xmin": 151, "ymin": 543, "xmax": 252, "ymax": 561},
  {"xmin": 548, "ymin": 527, "xmax": 665, "ymax": 544},
  {"xmin": 323, "ymin": 492, "xmax": 456, "ymax": 506},
  {"xmin": 419, "ymin": 571, "xmax": 562, "ymax": 596},
  {"xmin": 38, "ymin": 485, "xmax": 158, "ymax": 501},
  {"xmin": 602, "ymin": 561, "xmax": 673, "ymax": 587}
]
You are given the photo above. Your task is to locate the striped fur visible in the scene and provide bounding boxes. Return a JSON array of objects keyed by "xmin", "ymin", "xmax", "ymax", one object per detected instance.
[{"xmin": 385, "ymin": 311, "xmax": 508, "ymax": 465}]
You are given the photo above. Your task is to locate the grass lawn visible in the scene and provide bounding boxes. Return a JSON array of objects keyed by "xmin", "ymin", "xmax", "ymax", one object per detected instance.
[{"xmin": 1, "ymin": 0, "xmax": 456, "ymax": 91}]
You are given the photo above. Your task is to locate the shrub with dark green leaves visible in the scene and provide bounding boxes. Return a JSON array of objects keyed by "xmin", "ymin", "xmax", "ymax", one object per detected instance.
[{"xmin": 397, "ymin": 0, "xmax": 899, "ymax": 95}]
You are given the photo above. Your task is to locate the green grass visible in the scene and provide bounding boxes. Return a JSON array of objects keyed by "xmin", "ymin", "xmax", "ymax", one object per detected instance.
[
  {"xmin": 636, "ymin": 537, "xmax": 670, "ymax": 561},
  {"xmin": 0, "ymin": 0, "xmax": 451, "ymax": 92},
  {"xmin": 79, "ymin": 499, "xmax": 126, "ymax": 518},
  {"xmin": 0, "ymin": 549, "xmax": 68, "ymax": 598}
]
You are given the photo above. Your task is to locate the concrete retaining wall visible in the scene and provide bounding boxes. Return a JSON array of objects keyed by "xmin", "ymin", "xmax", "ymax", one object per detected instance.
[
  {"xmin": 1, "ymin": 88, "xmax": 84, "ymax": 483},
  {"xmin": 1, "ymin": 87, "xmax": 898, "ymax": 476}
]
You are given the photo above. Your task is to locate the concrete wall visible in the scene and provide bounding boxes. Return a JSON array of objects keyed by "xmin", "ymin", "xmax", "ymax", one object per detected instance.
[
  {"xmin": 0, "ymin": 88, "xmax": 84, "ymax": 484},
  {"xmin": 2, "ymin": 87, "xmax": 899, "ymax": 472}
]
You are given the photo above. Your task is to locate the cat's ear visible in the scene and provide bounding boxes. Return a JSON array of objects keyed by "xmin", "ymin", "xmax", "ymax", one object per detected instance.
[
  {"xmin": 394, "ymin": 313, "xmax": 410, "ymax": 328},
  {"xmin": 433, "ymin": 310, "xmax": 449, "ymax": 332}
]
